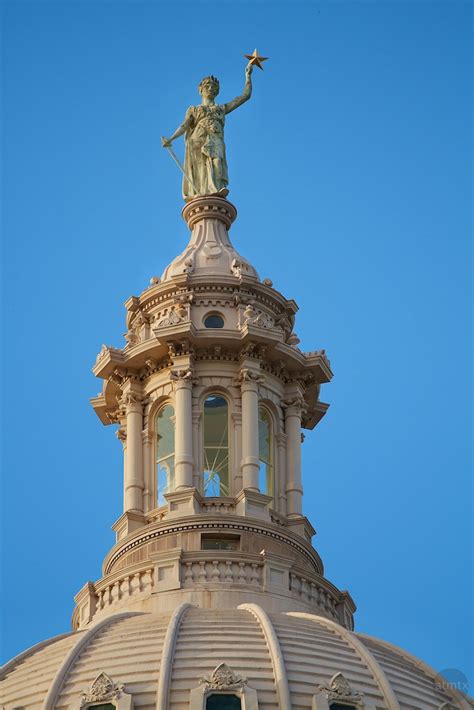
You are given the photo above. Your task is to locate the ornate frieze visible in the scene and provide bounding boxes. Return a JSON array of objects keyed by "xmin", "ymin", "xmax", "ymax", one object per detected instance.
[
  {"xmin": 317, "ymin": 672, "xmax": 364, "ymax": 706},
  {"xmin": 200, "ymin": 663, "xmax": 247, "ymax": 692},
  {"xmin": 80, "ymin": 672, "xmax": 124, "ymax": 706}
]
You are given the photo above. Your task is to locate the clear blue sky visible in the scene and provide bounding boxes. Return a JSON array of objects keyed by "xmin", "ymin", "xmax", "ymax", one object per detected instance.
[{"xmin": 1, "ymin": 0, "xmax": 472, "ymax": 687}]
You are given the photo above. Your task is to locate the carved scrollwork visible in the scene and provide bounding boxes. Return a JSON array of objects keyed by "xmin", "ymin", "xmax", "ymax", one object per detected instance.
[
  {"xmin": 80, "ymin": 672, "xmax": 124, "ymax": 707},
  {"xmin": 282, "ymin": 395, "xmax": 306, "ymax": 413},
  {"xmin": 242, "ymin": 303, "xmax": 279, "ymax": 330},
  {"xmin": 199, "ymin": 662, "xmax": 247, "ymax": 692},
  {"xmin": 170, "ymin": 368, "xmax": 193, "ymax": 381},
  {"xmin": 318, "ymin": 672, "xmax": 363, "ymax": 704},
  {"xmin": 154, "ymin": 308, "xmax": 184, "ymax": 329},
  {"xmin": 237, "ymin": 367, "xmax": 265, "ymax": 385}
]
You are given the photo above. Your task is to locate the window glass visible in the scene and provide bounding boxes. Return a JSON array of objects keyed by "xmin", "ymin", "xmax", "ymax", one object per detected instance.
[
  {"xmin": 258, "ymin": 406, "xmax": 274, "ymax": 499},
  {"xmin": 89, "ymin": 705, "xmax": 116, "ymax": 710},
  {"xmin": 330, "ymin": 705, "xmax": 357, "ymax": 710},
  {"xmin": 201, "ymin": 535, "xmax": 240, "ymax": 551},
  {"xmin": 203, "ymin": 395, "xmax": 229, "ymax": 496},
  {"xmin": 206, "ymin": 695, "xmax": 241, "ymax": 709},
  {"xmin": 156, "ymin": 404, "xmax": 175, "ymax": 506},
  {"xmin": 204, "ymin": 314, "xmax": 225, "ymax": 328}
]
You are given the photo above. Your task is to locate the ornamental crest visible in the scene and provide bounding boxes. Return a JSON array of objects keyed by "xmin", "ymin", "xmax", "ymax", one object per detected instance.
[
  {"xmin": 318, "ymin": 672, "xmax": 363, "ymax": 703},
  {"xmin": 80, "ymin": 672, "xmax": 124, "ymax": 706},
  {"xmin": 200, "ymin": 663, "xmax": 247, "ymax": 692}
]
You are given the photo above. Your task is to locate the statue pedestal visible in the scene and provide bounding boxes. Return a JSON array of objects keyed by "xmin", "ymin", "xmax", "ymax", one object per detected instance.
[{"xmin": 160, "ymin": 195, "xmax": 259, "ymax": 282}]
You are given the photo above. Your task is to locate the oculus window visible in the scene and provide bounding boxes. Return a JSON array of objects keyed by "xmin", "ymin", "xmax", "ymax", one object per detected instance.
[
  {"xmin": 203, "ymin": 395, "xmax": 229, "ymax": 496},
  {"xmin": 156, "ymin": 404, "xmax": 175, "ymax": 506},
  {"xmin": 258, "ymin": 406, "xmax": 274, "ymax": 500},
  {"xmin": 204, "ymin": 313, "xmax": 225, "ymax": 328},
  {"xmin": 206, "ymin": 695, "xmax": 241, "ymax": 709}
]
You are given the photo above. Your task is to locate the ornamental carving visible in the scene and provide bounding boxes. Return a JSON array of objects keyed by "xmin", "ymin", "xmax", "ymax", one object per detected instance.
[
  {"xmin": 200, "ymin": 663, "xmax": 247, "ymax": 692},
  {"xmin": 238, "ymin": 367, "xmax": 265, "ymax": 384},
  {"xmin": 282, "ymin": 395, "xmax": 306, "ymax": 413},
  {"xmin": 242, "ymin": 303, "xmax": 279, "ymax": 330},
  {"xmin": 153, "ymin": 306, "xmax": 187, "ymax": 329},
  {"xmin": 80, "ymin": 672, "xmax": 124, "ymax": 706},
  {"xmin": 318, "ymin": 672, "xmax": 363, "ymax": 704},
  {"xmin": 170, "ymin": 368, "xmax": 193, "ymax": 381}
]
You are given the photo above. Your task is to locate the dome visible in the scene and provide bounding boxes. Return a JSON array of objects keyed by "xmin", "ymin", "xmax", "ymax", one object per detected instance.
[{"xmin": 0, "ymin": 607, "xmax": 468, "ymax": 709}]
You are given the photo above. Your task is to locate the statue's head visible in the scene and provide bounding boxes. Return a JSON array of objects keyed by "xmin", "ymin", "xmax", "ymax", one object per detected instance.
[{"xmin": 198, "ymin": 75, "xmax": 220, "ymax": 100}]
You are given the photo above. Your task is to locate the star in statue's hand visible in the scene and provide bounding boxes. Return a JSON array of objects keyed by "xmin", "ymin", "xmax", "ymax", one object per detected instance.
[{"xmin": 244, "ymin": 48, "xmax": 268, "ymax": 70}]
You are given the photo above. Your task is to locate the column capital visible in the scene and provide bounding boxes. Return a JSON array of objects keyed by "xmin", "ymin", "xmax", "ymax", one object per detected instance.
[
  {"xmin": 282, "ymin": 395, "xmax": 306, "ymax": 416},
  {"xmin": 121, "ymin": 391, "xmax": 145, "ymax": 413},
  {"xmin": 170, "ymin": 368, "xmax": 194, "ymax": 390},
  {"xmin": 236, "ymin": 367, "xmax": 264, "ymax": 391}
]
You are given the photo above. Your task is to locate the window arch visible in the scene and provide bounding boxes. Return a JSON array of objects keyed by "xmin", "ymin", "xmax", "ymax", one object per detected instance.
[
  {"xmin": 203, "ymin": 394, "xmax": 229, "ymax": 496},
  {"xmin": 258, "ymin": 406, "xmax": 274, "ymax": 500},
  {"xmin": 155, "ymin": 403, "xmax": 175, "ymax": 506}
]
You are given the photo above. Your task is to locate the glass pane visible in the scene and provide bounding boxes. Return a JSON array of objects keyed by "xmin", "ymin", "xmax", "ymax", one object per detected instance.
[
  {"xmin": 330, "ymin": 705, "xmax": 357, "ymax": 710},
  {"xmin": 156, "ymin": 404, "xmax": 175, "ymax": 506},
  {"xmin": 201, "ymin": 536, "xmax": 240, "ymax": 550},
  {"xmin": 89, "ymin": 706, "xmax": 116, "ymax": 710},
  {"xmin": 206, "ymin": 695, "xmax": 241, "ymax": 709},
  {"xmin": 203, "ymin": 395, "xmax": 229, "ymax": 496},
  {"xmin": 258, "ymin": 407, "xmax": 273, "ymax": 498},
  {"xmin": 204, "ymin": 314, "xmax": 225, "ymax": 328}
]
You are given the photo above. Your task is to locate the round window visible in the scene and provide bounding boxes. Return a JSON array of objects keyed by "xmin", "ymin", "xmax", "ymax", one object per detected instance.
[{"xmin": 204, "ymin": 314, "xmax": 224, "ymax": 329}]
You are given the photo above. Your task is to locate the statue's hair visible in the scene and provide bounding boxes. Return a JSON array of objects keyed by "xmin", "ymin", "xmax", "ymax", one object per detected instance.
[{"xmin": 198, "ymin": 75, "xmax": 220, "ymax": 94}]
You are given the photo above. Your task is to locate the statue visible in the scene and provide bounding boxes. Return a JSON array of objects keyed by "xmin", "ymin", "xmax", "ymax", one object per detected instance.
[{"xmin": 162, "ymin": 50, "xmax": 267, "ymax": 201}]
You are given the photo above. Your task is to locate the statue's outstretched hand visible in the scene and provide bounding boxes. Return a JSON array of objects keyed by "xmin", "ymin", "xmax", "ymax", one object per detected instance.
[{"xmin": 161, "ymin": 136, "xmax": 172, "ymax": 148}]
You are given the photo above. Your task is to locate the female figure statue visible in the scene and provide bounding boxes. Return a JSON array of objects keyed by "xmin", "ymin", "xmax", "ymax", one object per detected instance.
[{"xmin": 162, "ymin": 63, "xmax": 253, "ymax": 200}]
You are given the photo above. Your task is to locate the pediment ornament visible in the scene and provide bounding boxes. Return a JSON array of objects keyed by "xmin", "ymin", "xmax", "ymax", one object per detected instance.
[
  {"xmin": 200, "ymin": 662, "xmax": 247, "ymax": 691},
  {"xmin": 319, "ymin": 672, "xmax": 363, "ymax": 703},
  {"xmin": 80, "ymin": 672, "xmax": 124, "ymax": 706}
]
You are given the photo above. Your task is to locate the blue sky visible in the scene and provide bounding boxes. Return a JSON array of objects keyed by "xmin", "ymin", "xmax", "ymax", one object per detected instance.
[{"xmin": 1, "ymin": 0, "xmax": 472, "ymax": 687}]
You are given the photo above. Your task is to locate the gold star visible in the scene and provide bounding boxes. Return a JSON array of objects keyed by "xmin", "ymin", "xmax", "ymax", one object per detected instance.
[{"xmin": 244, "ymin": 48, "xmax": 269, "ymax": 70}]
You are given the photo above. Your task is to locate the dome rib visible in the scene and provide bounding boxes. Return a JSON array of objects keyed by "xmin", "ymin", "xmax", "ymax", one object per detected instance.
[
  {"xmin": 238, "ymin": 603, "xmax": 292, "ymax": 710},
  {"xmin": 358, "ymin": 632, "xmax": 473, "ymax": 710},
  {"xmin": 41, "ymin": 612, "xmax": 143, "ymax": 710},
  {"xmin": 156, "ymin": 603, "xmax": 193, "ymax": 710},
  {"xmin": 287, "ymin": 612, "xmax": 401, "ymax": 710}
]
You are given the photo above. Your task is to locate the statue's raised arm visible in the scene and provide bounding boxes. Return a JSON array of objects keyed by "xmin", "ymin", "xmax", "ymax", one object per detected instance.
[
  {"xmin": 161, "ymin": 51, "xmax": 267, "ymax": 201},
  {"xmin": 223, "ymin": 63, "xmax": 253, "ymax": 115}
]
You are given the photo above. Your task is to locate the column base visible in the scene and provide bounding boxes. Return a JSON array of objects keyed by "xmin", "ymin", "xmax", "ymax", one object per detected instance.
[
  {"xmin": 165, "ymin": 488, "xmax": 202, "ymax": 519},
  {"xmin": 286, "ymin": 515, "xmax": 316, "ymax": 543},
  {"xmin": 112, "ymin": 511, "xmax": 147, "ymax": 541},
  {"xmin": 235, "ymin": 489, "xmax": 273, "ymax": 521}
]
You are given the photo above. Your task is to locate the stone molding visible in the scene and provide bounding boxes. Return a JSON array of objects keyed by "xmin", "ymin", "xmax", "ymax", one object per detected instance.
[
  {"xmin": 103, "ymin": 515, "xmax": 324, "ymax": 575},
  {"xmin": 312, "ymin": 672, "xmax": 367, "ymax": 710},
  {"xmin": 189, "ymin": 662, "xmax": 259, "ymax": 710},
  {"xmin": 78, "ymin": 672, "xmax": 133, "ymax": 710}
]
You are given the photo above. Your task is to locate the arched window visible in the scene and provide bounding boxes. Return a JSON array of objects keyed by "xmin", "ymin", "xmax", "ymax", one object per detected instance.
[
  {"xmin": 258, "ymin": 406, "xmax": 274, "ymax": 500},
  {"xmin": 203, "ymin": 395, "xmax": 229, "ymax": 496},
  {"xmin": 204, "ymin": 313, "xmax": 225, "ymax": 328},
  {"xmin": 206, "ymin": 695, "xmax": 241, "ymax": 709},
  {"xmin": 155, "ymin": 404, "xmax": 175, "ymax": 506}
]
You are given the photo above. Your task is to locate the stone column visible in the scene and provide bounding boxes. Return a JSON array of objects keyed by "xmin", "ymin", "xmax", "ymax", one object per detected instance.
[
  {"xmin": 122, "ymin": 390, "xmax": 145, "ymax": 514},
  {"xmin": 239, "ymin": 367, "xmax": 263, "ymax": 491},
  {"xmin": 171, "ymin": 368, "xmax": 194, "ymax": 489},
  {"xmin": 142, "ymin": 428, "xmax": 153, "ymax": 512},
  {"xmin": 276, "ymin": 432, "xmax": 288, "ymax": 516},
  {"xmin": 283, "ymin": 395, "xmax": 305, "ymax": 517}
]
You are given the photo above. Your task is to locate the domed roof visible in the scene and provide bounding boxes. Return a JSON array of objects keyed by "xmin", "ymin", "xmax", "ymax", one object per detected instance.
[{"xmin": 1, "ymin": 606, "xmax": 469, "ymax": 710}]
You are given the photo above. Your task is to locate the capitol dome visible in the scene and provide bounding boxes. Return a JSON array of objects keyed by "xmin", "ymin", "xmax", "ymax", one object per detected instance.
[
  {"xmin": 1, "ymin": 195, "xmax": 470, "ymax": 710},
  {"xmin": 1, "ymin": 606, "xmax": 468, "ymax": 710}
]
